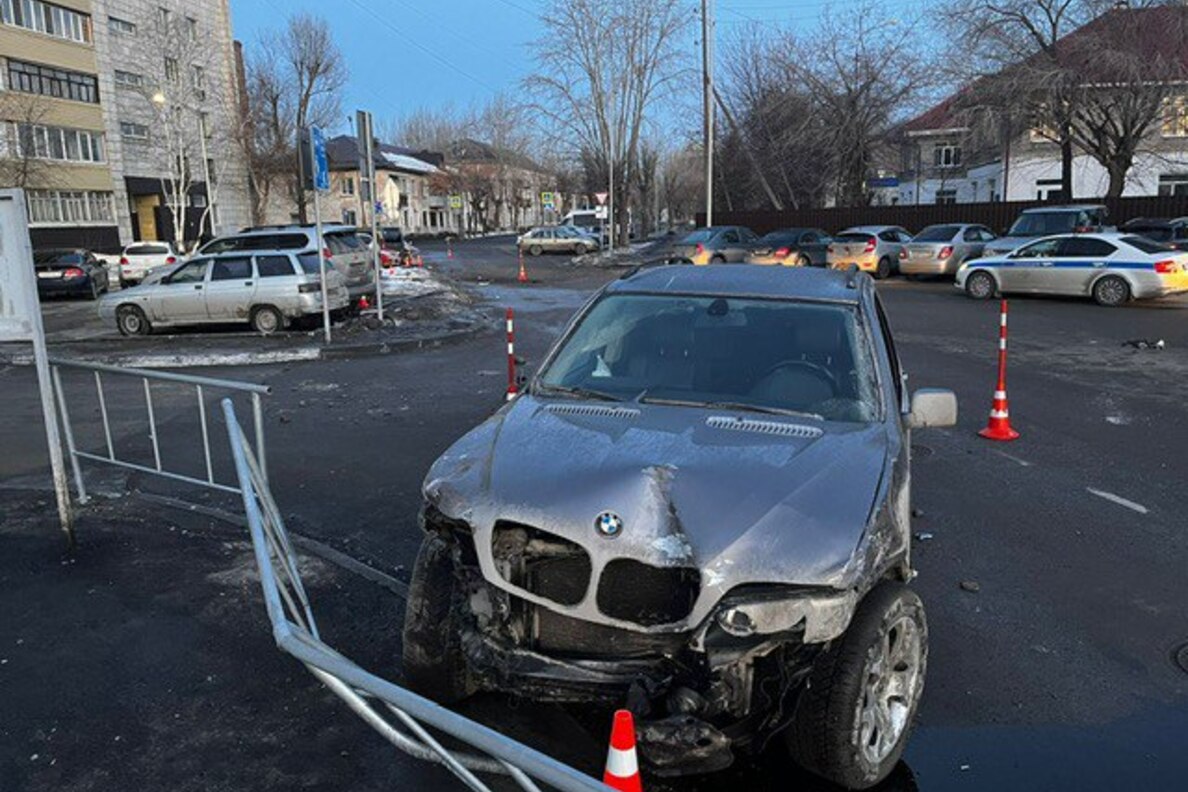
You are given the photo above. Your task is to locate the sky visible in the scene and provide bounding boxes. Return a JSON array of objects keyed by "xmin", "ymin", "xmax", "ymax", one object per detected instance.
[{"xmin": 230, "ymin": 0, "xmax": 922, "ymax": 139}]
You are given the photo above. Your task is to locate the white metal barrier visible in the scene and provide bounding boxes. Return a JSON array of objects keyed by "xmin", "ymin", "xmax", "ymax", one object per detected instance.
[
  {"xmin": 49, "ymin": 357, "xmax": 269, "ymax": 502},
  {"xmin": 220, "ymin": 398, "xmax": 612, "ymax": 792}
]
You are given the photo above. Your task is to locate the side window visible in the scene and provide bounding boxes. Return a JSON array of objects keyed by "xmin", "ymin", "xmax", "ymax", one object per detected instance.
[
  {"xmin": 1012, "ymin": 238, "xmax": 1062, "ymax": 258},
  {"xmin": 979, "ymin": 227, "xmax": 997, "ymax": 241},
  {"xmin": 210, "ymin": 257, "xmax": 253, "ymax": 281},
  {"xmin": 898, "ymin": 230, "xmax": 913, "ymax": 243},
  {"xmin": 802, "ymin": 232, "xmax": 818, "ymax": 244},
  {"xmin": 1059, "ymin": 238, "xmax": 1117, "ymax": 258},
  {"xmin": 166, "ymin": 259, "xmax": 209, "ymax": 284},
  {"xmin": 202, "ymin": 238, "xmax": 238, "ymax": 254},
  {"xmin": 723, "ymin": 230, "xmax": 739, "ymax": 243},
  {"xmin": 256, "ymin": 255, "xmax": 295, "ymax": 277},
  {"xmin": 873, "ymin": 296, "xmax": 904, "ymax": 410}
]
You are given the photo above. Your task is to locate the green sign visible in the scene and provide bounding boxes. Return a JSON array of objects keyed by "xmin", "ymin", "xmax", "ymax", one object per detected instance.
[{"xmin": 448, "ymin": 194, "xmax": 463, "ymax": 209}]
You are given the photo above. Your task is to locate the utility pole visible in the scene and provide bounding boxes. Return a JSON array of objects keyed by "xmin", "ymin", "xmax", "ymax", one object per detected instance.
[
  {"xmin": 608, "ymin": 84, "xmax": 615, "ymax": 253},
  {"xmin": 701, "ymin": 0, "xmax": 714, "ymax": 227}
]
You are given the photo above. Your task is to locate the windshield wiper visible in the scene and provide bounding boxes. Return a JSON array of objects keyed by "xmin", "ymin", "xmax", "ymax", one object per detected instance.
[
  {"xmin": 641, "ymin": 396, "xmax": 823, "ymax": 420},
  {"xmin": 535, "ymin": 383, "xmax": 622, "ymax": 402}
]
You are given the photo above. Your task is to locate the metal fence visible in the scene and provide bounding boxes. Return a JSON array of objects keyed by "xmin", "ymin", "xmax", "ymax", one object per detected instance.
[
  {"xmin": 49, "ymin": 357, "xmax": 270, "ymax": 503},
  {"xmin": 220, "ymin": 398, "xmax": 612, "ymax": 792},
  {"xmin": 699, "ymin": 193, "xmax": 1188, "ymax": 236}
]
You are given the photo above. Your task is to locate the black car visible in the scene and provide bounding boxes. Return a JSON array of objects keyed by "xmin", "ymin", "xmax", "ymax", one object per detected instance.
[
  {"xmin": 744, "ymin": 227, "xmax": 832, "ymax": 266},
  {"xmin": 34, "ymin": 249, "xmax": 110, "ymax": 300},
  {"xmin": 1120, "ymin": 217, "xmax": 1188, "ymax": 251}
]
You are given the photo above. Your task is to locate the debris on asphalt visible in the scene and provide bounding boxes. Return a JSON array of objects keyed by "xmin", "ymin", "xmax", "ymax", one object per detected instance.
[
  {"xmin": 915, "ymin": 532, "xmax": 934, "ymax": 541},
  {"xmin": 960, "ymin": 580, "xmax": 981, "ymax": 593},
  {"xmin": 912, "ymin": 507, "xmax": 925, "ymax": 518},
  {"xmin": 1123, "ymin": 338, "xmax": 1165, "ymax": 350}
]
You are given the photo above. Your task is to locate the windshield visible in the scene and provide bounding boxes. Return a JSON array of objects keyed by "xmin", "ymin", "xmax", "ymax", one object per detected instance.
[
  {"xmin": 34, "ymin": 251, "xmax": 82, "ymax": 265},
  {"xmin": 680, "ymin": 229, "xmax": 715, "ymax": 244},
  {"xmin": 537, "ymin": 293, "xmax": 879, "ymax": 423},
  {"xmin": 1008, "ymin": 211, "xmax": 1092, "ymax": 237},
  {"xmin": 913, "ymin": 225, "xmax": 961, "ymax": 242},
  {"xmin": 1121, "ymin": 236, "xmax": 1172, "ymax": 254}
]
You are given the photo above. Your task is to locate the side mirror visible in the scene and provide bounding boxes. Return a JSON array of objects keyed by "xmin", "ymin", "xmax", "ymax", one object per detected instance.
[{"xmin": 907, "ymin": 388, "xmax": 957, "ymax": 429}]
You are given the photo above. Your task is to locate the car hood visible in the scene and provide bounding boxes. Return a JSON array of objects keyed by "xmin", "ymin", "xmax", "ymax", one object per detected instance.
[{"xmin": 424, "ymin": 396, "xmax": 892, "ymax": 614}]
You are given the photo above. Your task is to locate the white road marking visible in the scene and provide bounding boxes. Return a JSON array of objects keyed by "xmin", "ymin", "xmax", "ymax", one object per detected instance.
[
  {"xmin": 1086, "ymin": 487, "xmax": 1149, "ymax": 515},
  {"xmin": 993, "ymin": 450, "xmax": 1032, "ymax": 467}
]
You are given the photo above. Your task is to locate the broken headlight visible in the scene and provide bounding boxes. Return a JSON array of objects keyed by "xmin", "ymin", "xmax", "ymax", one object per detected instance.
[{"xmin": 712, "ymin": 586, "xmax": 858, "ymax": 644}]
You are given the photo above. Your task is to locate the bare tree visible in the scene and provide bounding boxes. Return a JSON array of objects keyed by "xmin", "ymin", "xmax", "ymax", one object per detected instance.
[
  {"xmin": 526, "ymin": 0, "xmax": 690, "ymax": 244},
  {"xmin": 128, "ymin": 10, "xmax": 231, "ymax": 247},
  {"xmin": 238, "ymin": 50, "xmax": 294, "ymax": 224},
  {"xmin": 382, "ymin": 105, "xmax": 466, "ymax": 152},
  {"xmin": 0, "ymin": 92, "xmax": 56, "ymax": 189},
  {"xmin": 257, "ymin": 14, "xmax": 346, "ymax": 223},
  {"xmin": 658, "ymin": 143, "xmax": 702, "ymax": 226},
  {"xmin": 790, "ymin": 5, "xmax": 934, "ymax": 206}
]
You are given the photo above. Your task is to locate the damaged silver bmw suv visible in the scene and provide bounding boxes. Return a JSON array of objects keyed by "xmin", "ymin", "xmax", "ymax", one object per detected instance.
[{"xmin": 403, "ymin": 265, "xmax": 956, "ymax": 789}]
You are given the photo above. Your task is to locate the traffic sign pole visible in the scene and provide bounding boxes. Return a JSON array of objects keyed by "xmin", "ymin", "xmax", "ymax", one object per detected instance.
[{"xmin": 309, "ymin": 126, "xmax": 331, "ymax": 344}]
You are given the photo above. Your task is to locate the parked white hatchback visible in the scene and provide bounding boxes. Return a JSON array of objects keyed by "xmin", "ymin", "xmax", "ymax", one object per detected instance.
[
  {"xmin": 100, "ymin": 251, "xmax": 349, "ymax": 335},
  {"xmin": 118, "ymin": 241, "xmax": 182, "ymax": 287}
]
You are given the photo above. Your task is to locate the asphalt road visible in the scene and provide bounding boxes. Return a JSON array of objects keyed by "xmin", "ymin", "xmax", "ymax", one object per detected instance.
[{"xmin": 2, "ymin": 234, "xmax": 1187, "ymax": 790}]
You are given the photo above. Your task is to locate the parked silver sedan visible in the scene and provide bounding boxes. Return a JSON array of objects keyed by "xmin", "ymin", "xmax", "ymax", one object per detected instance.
[
  {"xmin": 671, "ymin": 225, "xmax": 761, "ymax": 264},
  {"xmin": 100, "ymin": 251, "xmax": 349, "ymax": 335},
  {"xmin": 826, "ymin": 225, "xmax": 913, "ymax": 279},
  {"xmin": 899, "ymin": 224, "xmax": 997, "ymax": 277},
  {"xmin": 956, "ymin": 233, "xmax": 1188, "ymax": 306}
]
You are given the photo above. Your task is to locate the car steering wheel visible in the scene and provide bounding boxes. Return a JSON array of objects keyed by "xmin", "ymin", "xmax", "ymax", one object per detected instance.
[{"xmin": 757, "ymin": 360, "xmax": 839, "ymax": 397}]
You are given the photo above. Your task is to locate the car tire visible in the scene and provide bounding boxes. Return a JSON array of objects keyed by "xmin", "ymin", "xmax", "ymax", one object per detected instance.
[
  {"xmin": 1092, "ymin": 275, "xmax": 1130, "ymax": 307},
  {"xmin": 401, "ymin": 532, "xmax": 475, "ymax": 704},
  {"xmin": 116, "ymin": 305, "xmax": 151, "ymax": 336},
  {"xmin": 529, "ymin": 244, "xmax": 543, "ymax": 256},
  {"xmin": 875, "ymin": 257, "xmax": 892, "ymax": 280},
  {"xmin": 711, "ymin": 254, "xmax": 726, "ymax": 264},
  {"xmin": 785, "ymin": 581, "xmax": 927, "ymax": 790},
  {"xmin": 797, "ymin": 254, "xmax": 812, "ymax": 267},
  {"xmin": 965, "ymin": 270, "xmax": 996, "ymax": 300},
  {"xmin": 250, "ymin": 305, "xmax": 284, "ymax": 335}
]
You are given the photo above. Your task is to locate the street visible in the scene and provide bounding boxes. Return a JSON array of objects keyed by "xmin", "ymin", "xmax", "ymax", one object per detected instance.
[{"xmin": 2, "ymin": 236, "xmax": 1187, "ymax": 790}]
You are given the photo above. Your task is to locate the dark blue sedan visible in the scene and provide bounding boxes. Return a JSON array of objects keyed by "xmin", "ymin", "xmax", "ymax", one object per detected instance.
[{"xmin": 34, "ymin": 249, "xmax": 111, "ymax": 300}]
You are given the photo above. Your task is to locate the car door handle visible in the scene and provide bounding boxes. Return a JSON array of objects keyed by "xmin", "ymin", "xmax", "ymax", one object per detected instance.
[
  {"xmin": 194, "ymin": 284, "xmax": 203, "ymax": 290},
  {"xmin": 1039, "ymin": 261, "xmax": 1054, "ymax": 267},
  {"xmin": 244, "ymin": 281, "xmax": 253, "ymax": 286},
  {"xmin": 1092, "ymin": 262, "xmax": 1106, "ymax": 268}
]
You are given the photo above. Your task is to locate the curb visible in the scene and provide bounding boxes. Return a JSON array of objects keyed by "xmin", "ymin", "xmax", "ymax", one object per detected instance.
[{"xmin": 0, "ymin": 321, "xmax": 491, "ymax": 370}]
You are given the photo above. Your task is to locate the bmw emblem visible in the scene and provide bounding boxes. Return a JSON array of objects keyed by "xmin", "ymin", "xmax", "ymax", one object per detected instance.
[{"xmin": 595, "ymin": 511, "xmax": 623, "ymax": 538}]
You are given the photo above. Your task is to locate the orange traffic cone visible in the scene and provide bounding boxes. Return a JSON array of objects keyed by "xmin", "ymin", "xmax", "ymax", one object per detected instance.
[
  {"xmin": 603, "ymin": 710, "xmax": 643, "ymax": 792},
  {"xmin": 517, "ymin": 252, "xmax": 529, "ymax": 284},
  {"xmin": 979, "ymin": 299, "xmax": 1020, "ymax": 441}
]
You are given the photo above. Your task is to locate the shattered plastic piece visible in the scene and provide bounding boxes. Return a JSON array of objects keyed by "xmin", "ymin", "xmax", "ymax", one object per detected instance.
[
  {"xmin": 914, "ymin": 532, "xmax": 934, "ymax": 542},
  {"xmin": 959, "ymin": 580, "xmax": 980, "ymax": 593}
]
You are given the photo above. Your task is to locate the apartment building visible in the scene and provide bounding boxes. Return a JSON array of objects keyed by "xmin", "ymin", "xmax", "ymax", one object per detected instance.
[{"xmin": 0, "ymin": 0, "xmax": 249, "ymax": 251}]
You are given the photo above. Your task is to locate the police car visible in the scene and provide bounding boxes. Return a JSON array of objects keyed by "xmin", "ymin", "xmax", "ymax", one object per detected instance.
[{"xmin": 956, "ymin": 232, "xmax": 1188, "ymax": 306}]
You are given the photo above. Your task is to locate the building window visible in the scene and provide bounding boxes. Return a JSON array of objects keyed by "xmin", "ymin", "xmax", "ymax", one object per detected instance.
[
  {"xmin": 1162, "ymin": 97, "xmax": 1188, "ymax": 138},
  {"xmin": 164, "ymin": 57, "xmax": 178, "ymax": 81},
  {"xmin": 933, "ymin": 144, "xmax": 962, "ymax": 168},
  {"xmin": 341, "ymin": 176, "xmax": 355, "ymax": 196},
  {"xmin": 8, "ymin": 122, "xmax": 105, "ymax": 163},
  {"xmin": 26, "ymin": 189, "xmax": 114, "ymax": 225},
  {"xmin": 114, "ymin": 70, "xmax": 143, "ymax": 89},
  {"xmin": 6, "ymin": 59, "xmax": 98, "ymax": 103},
  {"xmin": 934, "ymin": 189, "xmax": 957, "ymax": 205},
  {"xmin": 120, "ymin": 121, "xmax": 149, "ymax": 141},
  {"xmin": 0, "ymin": 0, "xmax": 92, "ymax": 44},
  {"xmin": 185, "ymin": 15, "xmax": 196, "ymax": 39},
  {"xmin": 157, "ymin": 6, "xmax": 170, "ymax": 29},
  {"xmin": 342, "ymin": 209, "xmax": 357, "ymax": 225},
  {"xmin": 108, "ymin": 15, "xmax": 135, "ymax": 34},
  {"xmin": 190, "ymin": 193, "xmax": 207, "ymax": 208},
  {"xmin": 189, "ymin": 65, "xmax": 205, "ymax": 100},
  {"xmin": 1158, "ymin": 173, "xmax": 1188, "ymax": 197}
]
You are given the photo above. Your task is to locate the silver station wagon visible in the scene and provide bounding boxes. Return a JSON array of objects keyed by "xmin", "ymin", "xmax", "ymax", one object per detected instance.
[{"xmin": 99, "ymin": 251, "xmax": 349, "ymax": 335}]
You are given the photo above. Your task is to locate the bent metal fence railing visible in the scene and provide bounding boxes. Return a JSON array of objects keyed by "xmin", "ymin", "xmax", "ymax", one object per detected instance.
[
  {"xmin": 48, "ymin": 357, "xmax": 269, "ymax": 503},
  {"xmin": 220, "ymin": 398, "xmax": 611, "ymax": 792}
]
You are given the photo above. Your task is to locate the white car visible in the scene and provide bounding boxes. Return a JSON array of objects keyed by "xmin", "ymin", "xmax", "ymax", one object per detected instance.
[
  {"xmin": 99, "ymin": 250, "xmax": 350, "ymax": 335},
  {"xmin": 956, "ymin": 232, "xmax": 1188, "ymax": 306},
  {"xmin": 119, "ymin": 241, "xmax": 182, "ymax": 287}
]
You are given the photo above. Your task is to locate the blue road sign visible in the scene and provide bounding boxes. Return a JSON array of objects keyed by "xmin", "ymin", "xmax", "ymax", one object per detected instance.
[{"xmin": 311, "ymin": 126, "xmax": 330, "ymax": 192}]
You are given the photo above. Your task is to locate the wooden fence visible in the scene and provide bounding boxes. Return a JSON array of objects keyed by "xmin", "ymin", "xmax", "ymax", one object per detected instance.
[{"xmin": 697, "ymin": 194, "xmax": 1188, "ymax": 235}]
